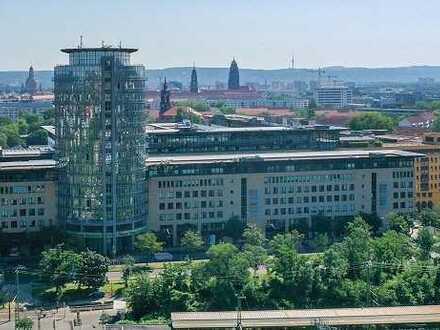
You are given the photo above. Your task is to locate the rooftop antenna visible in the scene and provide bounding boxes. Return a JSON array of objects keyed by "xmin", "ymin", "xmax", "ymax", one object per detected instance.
[
  {"xmin": 119, "ymin": 41, "xmax": 122, "ymax": 48},
  {"xmin": 290, "ymin": 54, "xmax": 295, "ymax": 70},
  {"xmin": 101, "ymin": 40, "xmax": 105, "ymax": 48},
  {"xmin": 79, "ymin": 35, "xmax": 84, "ymax": 49}
]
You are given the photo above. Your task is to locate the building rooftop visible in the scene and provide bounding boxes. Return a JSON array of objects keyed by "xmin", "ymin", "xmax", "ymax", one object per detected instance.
[
  {"xmin": 171, "ymin": 305, "xmax": 440, "ymax": 328},
  {"xmin": 0, "ymin": 159, "xmax": 56, "ymax": 171},
  {"xmin": 61, "ymin": 47, "xmax": 138, "ymax": 54},
  {"xmin": 145, "ymin": 122, "xmax": 345, "ymax": 134},
  {"xmin": 145, "ymin": 149, "xmax": 422, "ymax": 166}
]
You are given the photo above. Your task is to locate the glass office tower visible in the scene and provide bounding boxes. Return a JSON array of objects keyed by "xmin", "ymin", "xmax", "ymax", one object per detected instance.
[{"xmin": 55, "ymin": 47, "xmax": 147, "ymax": 255}]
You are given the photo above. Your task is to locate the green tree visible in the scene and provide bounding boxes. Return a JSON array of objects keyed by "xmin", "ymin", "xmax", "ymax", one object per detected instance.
[
  {"xmin": 388, "ymin": 212, "xmax": 412, "ymax": 234},
  {"xmin": 122, "ymin": 255, "xmax": 136, "ymax": 288},
  {"xmin": 0, "ymin": 124, "xmax": 22, "ymax": 147},
  {"xmin": 341, "ymin": 217, "xmax": 372, "ymax": 279},
  {"xmin": 39, "ymin": 246, "xmax": 81, "ymax": 294},
  {"xmin": 77, "ymin": 250, "xmax": 110, "ymax": 289},
  {"xmin": 17, "ymin": 119, "xmax": 29, "ymax": 135},
  {"xmin": 432, "ymin": 111, "xmax": 440, "ymax": 132},
  {"xmin": 349, "ymin": 112, "xmax": 396, "ymax": 130},
  {"xmin": 0, "ymin": 132, "xmax": 7, "ymax": 148},
  {"xmin": 181, "ymin": 230, "xmax": 204, "ymax": 259},
  {"xmin": 223, "ymin": 216, "xmax": 245, "ymax": 242},
  {"xmin": 16, "ymin": 317, "xmax": 33, "ymax": 330},
  {"xmin": 135, "ymin": 232, "xmax": 164, "ymax": 260},
  {"xmin": 243, "ymin": 225, "xmax": 267, "ymax": 248},
  {"xmin": 417, "ymin": 228, "xmax": 435, "ymax": 259},
  {"xmin": 26, "ymin": 128, "xmax": 48, "ymax": 145}
]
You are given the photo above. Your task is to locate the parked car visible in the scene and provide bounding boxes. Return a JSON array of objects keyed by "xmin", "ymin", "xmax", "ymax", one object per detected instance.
[{"xmin": 153, "ymin": 252, "xmax": 173, "ymax": 261}]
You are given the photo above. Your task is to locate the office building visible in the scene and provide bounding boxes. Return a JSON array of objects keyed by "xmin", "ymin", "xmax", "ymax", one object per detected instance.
[
  {"xmin": 0, "ymin": 147, "xmax": 57, "ymax": 233},
  {"xmin": 145, "ymin": 150, "xmax": 419, "ymax": 245},
  {"xmin": 54, "ymin": 46, "xmax": 147, "ymax": 254},
  {"xmin": 314, "ymin": 85, "xmax": 352, "ymax": 108},
  {"xmin": 145, "ymin": 123, "xmax": 341, "ymax": 155}
]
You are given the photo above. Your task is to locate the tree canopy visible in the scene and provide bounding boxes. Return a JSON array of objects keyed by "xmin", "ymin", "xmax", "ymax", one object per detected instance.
[
  {"xmin": 349, "ymin": 112, "xmax": 396, "ymax": 131},
  {"xmin": 124, "ymin": 214, "xmax": 440, "ymax": 321}
]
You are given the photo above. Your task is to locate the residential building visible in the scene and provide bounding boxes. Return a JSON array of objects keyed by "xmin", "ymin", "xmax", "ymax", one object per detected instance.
[{"xmin": 54, "ymin": 46, "xmax": 147, "ymax": 255}]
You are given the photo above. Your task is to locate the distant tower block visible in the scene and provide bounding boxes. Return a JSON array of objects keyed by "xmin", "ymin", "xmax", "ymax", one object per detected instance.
[
  {"xmin": 228, "ymin": 58, "xmax": 240, "ymax": 90},
  {"xmin": 190, "ymin": 64, "xmax": 199, "ymax": 94}
]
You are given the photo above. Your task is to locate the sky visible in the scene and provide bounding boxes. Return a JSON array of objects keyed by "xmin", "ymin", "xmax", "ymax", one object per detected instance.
[{"xmin": 1, "ymin": 0, "xmax": 440, "ymax": 71}]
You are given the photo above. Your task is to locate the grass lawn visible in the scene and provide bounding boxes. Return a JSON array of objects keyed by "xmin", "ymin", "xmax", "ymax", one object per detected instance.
[
  {"xmin": 109, "ymin": 259, "xmax": 208, "ymax": 272},
  {"xmin": 32, "ymin": 282, "xmax": 101, "ymax": 303},
  {"xmin": 101, "ymin": 281, "xmax": 125, "ymax": 297}
]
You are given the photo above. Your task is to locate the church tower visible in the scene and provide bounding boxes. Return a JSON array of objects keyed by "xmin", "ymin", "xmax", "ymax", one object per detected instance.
[
  {"xmin": 160, "ymin": 78, "xmax": 171, "ymax": 115},
  {"xmin": 25, "ymin": 65, "xmax": 38, "ymax": 95},
  {"xmin": 228, "ymin": 58, "xmax": 240, "ymax": 90},
  {"xmin": 190, "ymin": 65, "xmax": 198, "ymax": 94}
]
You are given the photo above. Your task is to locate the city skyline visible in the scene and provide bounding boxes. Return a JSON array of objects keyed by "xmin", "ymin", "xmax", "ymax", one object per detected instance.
[{"xmin": 1, "ymin": 0, "xmax": 440, "ymax": 71}]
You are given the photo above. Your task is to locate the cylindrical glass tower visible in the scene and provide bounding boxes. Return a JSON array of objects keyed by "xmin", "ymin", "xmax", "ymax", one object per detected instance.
[{"xmin": 55, "ymin": 47, "xmax": 147, "ymax": 255}]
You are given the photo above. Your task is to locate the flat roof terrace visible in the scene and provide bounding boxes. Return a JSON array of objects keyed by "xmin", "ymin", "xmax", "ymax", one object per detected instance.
[
  {"xmin": 145, "ymin": 149, "xmax": 422, "ymax": 166},
  {"xmin": 0, "ymin": 159, "xmax": 56, "ymax": 171},
  {"xmin": 145, "ymin": 123, "xmax": 345, "ymax": 134},
  {"xmin": 171, "ymin": 305, "xmax": 440, "ymax": 328}
]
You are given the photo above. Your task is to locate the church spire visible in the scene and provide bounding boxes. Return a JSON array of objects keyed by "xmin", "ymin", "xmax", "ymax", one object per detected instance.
[
  {"xmin": 160, "ymin": 77, "xmax": 171, "ymax": 115},
  {"xmin": 190, "ymin": 63, "xmax": 198, "ymax": 94},
  {"xmin": 228, "ymin": 58, "xmax": 240, "ymax": 90}
]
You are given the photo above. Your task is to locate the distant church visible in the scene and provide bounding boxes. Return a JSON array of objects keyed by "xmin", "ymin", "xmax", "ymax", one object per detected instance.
[
  {"xmin": 159, "ymin": 78, "xmax": 171, "ymax": 115},
  {"xmin": 190, "ymin": 65, "xmax": 198, "ymax": 94},
  {"xmin": 228, "ymin": 58, "xmax": 240, "ymax": 90},
  {"xmin": 24, "ymin": 66, "xmax": 38, "ymax": 95}
]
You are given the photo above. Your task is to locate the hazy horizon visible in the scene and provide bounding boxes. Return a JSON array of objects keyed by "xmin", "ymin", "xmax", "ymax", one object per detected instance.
[{"xmin": 1, "ymin": 0, "xmax": 440, "ymax": 71}]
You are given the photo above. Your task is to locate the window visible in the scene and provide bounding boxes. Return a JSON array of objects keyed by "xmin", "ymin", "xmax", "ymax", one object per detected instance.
[{"xmin": 38, "ymin": 208, "xmax": 45, "ymax": 216}]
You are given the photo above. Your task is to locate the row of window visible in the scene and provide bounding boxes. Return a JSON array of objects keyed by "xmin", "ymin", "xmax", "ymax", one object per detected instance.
[
  {"xmin": 264, "ymin": 183, "xmax": 355, "ymax": 194},
  {"xmin": 0, "ymin": 185, "xmax": 45, "ymax": 194},
  {"xmin": 1, "ymin": 218, "xmax": 53, "ymax": 229},
  {"xmin": 158, "ymin": 178, "xmax": 224, "ymax": 189},
  {"xmin": 0, "ymin": 208, "xmax": 45, "ymax": 218},
  {"xmin": 264, "ymin": 174, "xmax": 354, "ymax": 184},
  {"xmin": 392, "ymin": 171, "xmax": 414, "ymax": 179},
  {"xmin": 159, "ymin": 200, "xmax": 225, "ymax": 210},
  {"xmin": 159, "ymin": 189, "xmax": 226, "ymax": 200},
  {"xmin": 159, "ymin": 211, "xmax": 224, "ymax": 222},
  {"xmin": 265, "ymin": 194, "xmax": 356, "ymax": 205},
  {"xmin": 265, "ymin": 205, "xmax": 356, "ymax": 216},
  {"xmin": 0, "ymin": 197, "xmax": 45, "ymax": 206}
]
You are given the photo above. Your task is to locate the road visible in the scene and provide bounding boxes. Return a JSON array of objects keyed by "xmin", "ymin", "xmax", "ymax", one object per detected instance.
[{"xmin": 0, "ymin": 300, "xmax": 126, "ymax": 329}]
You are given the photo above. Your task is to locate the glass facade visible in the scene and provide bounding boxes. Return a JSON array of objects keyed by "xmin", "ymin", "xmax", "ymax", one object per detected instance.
[
  {"xmin": 146, "ymin": 127, "xmax": 340, "ymax": 155},
  {"xmin": 55, "ymin": 47, "xmax": 146, "ymax": 255}
]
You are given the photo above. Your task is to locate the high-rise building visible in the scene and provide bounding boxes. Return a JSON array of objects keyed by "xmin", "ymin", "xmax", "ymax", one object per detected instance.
[
  {"xmin": 160, "ymin": 78, "xmax": 171, "ymax": 115},
  {"xmin": 190, "ymin": 65, "xmax": 198, "ymax": 94},
  {"xmin": 54, "ymin": 46, "xmax": 147, "ymax": 255},
  {"xmin": 228, "ymin": 58, "xmax": 240, "ymax": 90}
]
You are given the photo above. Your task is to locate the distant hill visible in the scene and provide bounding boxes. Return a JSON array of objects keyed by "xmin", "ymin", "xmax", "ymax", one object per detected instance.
[{"xmin": 2, "ymin": 66, "xmax": 440, "ymax": 89}]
